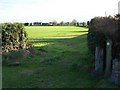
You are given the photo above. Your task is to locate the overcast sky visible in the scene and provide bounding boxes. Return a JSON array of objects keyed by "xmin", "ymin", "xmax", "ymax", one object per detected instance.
[{"xmin": 0, "ymin": 0, "xmax": 119, "ymax": 23}]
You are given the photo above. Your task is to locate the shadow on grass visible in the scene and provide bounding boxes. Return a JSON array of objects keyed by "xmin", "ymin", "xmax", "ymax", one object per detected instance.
[
  {"xmin": 70, "ymin": 31, "xmax": 88, "ymax": 33},
  {"xmin": 28, "ymin": 34, "xmax": 87, "ymax": 44},
  {"xmin": 3, "ymin": 33, "xmax": 119, "ymax": 88},
  {"xmin": 26, "ymin": 33, "xmax": 95, "ymax": 78}
]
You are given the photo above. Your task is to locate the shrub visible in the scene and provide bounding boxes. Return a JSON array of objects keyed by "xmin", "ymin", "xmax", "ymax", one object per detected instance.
[
  {"xmin": 1, "ymin": 23, "xmax": 28, "ymax": 52},
  {"xmin": 87, "ymin": 16, "xmax": 119, "ymax": 58}
]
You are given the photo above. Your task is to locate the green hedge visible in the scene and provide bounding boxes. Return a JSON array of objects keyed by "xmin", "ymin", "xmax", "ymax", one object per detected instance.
[
  {"xmin": 1, "ymin": 23, "xmax": 28, "ymax": 52},
  {"xmin": 87, "ymin": 15, "xmax": 120, "ymax": 58}
]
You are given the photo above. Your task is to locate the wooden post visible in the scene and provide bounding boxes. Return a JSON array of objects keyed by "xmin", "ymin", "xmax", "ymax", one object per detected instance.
[{"xmin": 105, "ymin": 39, "xmax": 112, "ymax": 76}]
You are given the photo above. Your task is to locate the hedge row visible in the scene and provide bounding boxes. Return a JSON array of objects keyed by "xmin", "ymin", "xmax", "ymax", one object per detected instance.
[
  {"xmin": 87, "ymin": 15, "xmax": 120, "ymax": 58},
  {"xmin": 1, "ymin": 23, "xmax": 28, "ymax": 52}
]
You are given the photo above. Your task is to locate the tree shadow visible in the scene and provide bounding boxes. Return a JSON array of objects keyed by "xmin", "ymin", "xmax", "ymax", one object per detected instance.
[
  {"xmin": 70, "ymin": 31, "xmax": 88, "ymax": 33},
  {"xmin": 29, "ymin": 34, "xmax": 88, "ymax": 45},
  {"xmin": 3, "ymin": 33, "xmax": 118, "ymax": 88},
  {"xmin": 27, "ymin": 33, "xmax": 92, "ymax": 69}
]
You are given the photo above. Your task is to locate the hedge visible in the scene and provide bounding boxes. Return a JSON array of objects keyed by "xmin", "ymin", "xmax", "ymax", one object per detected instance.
[
  {"xmin": 1, "ymin": 23, "xmax": 28, "ymax": 52},
  {"xmin": 87, "ymin": 15, "xmax": 120, "ymax": 58}
]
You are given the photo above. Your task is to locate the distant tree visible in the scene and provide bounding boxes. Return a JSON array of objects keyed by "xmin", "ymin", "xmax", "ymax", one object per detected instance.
[
  {"xmin": 52, "ymin": 20, "xmax": 57, "ymax": 26},
  {"xmin": 65, "ymin": 22, "xmax": 70, "ymax": 26},
  {"xmin": 77, "ymin": 22, "xmax": 80, "ymax": 26},
  {"xmin": 87, "ymin": 21, "xmax": 90, "ymax": 26},
  {"xmin": 60, "ymin": 21, "xmax": 64, "ymax": 26},
  {"xmin": 24, "ymin": 23, "xmax": 29, "ymax": 26},
  {"xmin": 49, "ymin": 22, "xmax": 53, "ymax": 26},
  {"xmin": 72, "ymin": 19, "xmax": 77, "ymax": 26},
  {"xmin": 29, "ymin": 23, "xmax": 32, "ymax": 26},
  {"xmin": 82, "ymin": 22, "xmax": 86, "ymax": 27}
]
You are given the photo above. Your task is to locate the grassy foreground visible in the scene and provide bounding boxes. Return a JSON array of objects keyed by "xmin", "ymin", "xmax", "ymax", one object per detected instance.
[{"xmin": 3, "ymin": 26, "xmax": 119, "ymax": 88}]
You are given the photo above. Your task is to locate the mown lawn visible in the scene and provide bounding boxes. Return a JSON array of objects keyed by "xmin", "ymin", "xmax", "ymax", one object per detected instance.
[{"xmin": 2, "ymin": 26, "xmax": 119, "ymax": 88}]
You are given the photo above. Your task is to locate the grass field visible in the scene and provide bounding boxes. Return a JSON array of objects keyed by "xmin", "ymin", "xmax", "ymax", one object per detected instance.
[{"xmin": 3, "ymin": 26, "xmax": 119, "ymax": 88}]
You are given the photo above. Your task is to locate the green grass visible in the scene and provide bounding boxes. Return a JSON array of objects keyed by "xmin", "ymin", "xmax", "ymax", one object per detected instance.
[
  {"xmin": 26, "ymin": 26, "xmax": 87, "ymax": 39},
  {"xmin": 3, "ymin": 26, "xmax": 119, "ymax": 88}
]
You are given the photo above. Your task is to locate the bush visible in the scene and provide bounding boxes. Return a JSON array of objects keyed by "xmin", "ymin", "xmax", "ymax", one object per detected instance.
[
  {"xmin": 1, "ymin": 23, "xmax": 28, "ymax": 52},
  {"xmin": 87, "ymin": 16, "xmax": 119, "ymax": 58}
]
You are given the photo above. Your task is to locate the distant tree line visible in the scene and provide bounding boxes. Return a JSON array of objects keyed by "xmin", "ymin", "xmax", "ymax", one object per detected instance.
[{"xmin": 24, "ymin": 19, "xmax": 88, "ymax": 27}]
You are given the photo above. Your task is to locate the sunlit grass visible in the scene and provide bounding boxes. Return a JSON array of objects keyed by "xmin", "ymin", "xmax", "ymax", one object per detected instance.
[
  {"xmin": 33, "ymin": 42, "xmax": 52, "ymax": 47},
  {"xmin": 25, "ymin": 26, "xmax": 88, "ymax": 47},
  {"xmin": 25, "ymin": 26, "xmax": 88, "ymax": 39}
]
